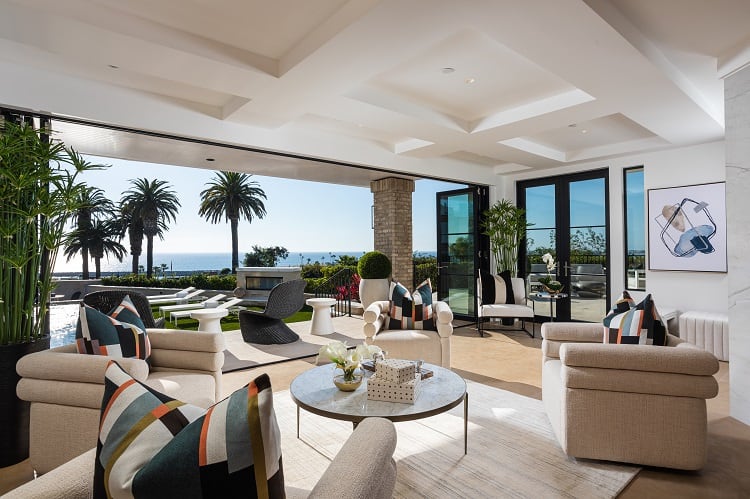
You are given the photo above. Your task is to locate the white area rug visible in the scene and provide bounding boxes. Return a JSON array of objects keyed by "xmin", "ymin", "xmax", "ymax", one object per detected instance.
[
  {"xmin": 275, "ymin": 380, "xmax": 639, "ymax": 498},
  {"xmin": 222, "ymin": 316, "xmax": 366, "ymax": 372}
]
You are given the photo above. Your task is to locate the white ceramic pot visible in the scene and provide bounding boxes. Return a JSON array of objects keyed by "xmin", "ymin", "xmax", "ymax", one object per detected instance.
[{"xmin": 358, "ymin": 278, "xmax": 390, "ymax": 311}]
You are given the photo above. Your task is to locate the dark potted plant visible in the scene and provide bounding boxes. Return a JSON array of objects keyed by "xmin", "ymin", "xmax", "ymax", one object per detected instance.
[
  {"xmin": 0, "ymin": 119, "xmax": 97, "ymax": 467},
  {"xmin": 357, "ymin": 251, "xmax": 392, "ymax": 310}
]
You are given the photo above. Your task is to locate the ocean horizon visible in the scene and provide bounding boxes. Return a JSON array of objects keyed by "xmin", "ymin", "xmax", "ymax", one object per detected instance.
[{"xmin": 53, "ymin": 250, "xmax": 437, "ymax": 276}]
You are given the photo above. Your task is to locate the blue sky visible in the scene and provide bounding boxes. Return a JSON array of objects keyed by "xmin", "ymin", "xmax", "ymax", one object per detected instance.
[{"xmin": 72, "ymin": 156, "xmax": 462, "ymax": 255}]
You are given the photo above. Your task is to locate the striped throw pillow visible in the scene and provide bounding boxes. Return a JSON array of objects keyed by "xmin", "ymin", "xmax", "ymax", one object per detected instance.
[
  {"xmin": 95, "ymin": 361, "xmax": 285, "ymax": 498},
  {"xmin": 388, "ymin": 279, "xmax": 435, "ymax": 330},
  {"xmin": 76, "ymin": 296, "xmax": 151, "ymax": 360},
  {"xmin": 603, "ymin": 293, "xmax": 667, "ymax": 345}
]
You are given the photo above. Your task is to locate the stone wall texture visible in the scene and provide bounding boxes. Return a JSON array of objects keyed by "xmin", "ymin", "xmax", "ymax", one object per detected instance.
[{"xmin": 371, "ymin": 177, "xmax": 415, "ymax": 286}]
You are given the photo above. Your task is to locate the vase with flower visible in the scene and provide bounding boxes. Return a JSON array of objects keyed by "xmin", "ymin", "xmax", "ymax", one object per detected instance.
[
  {"xmin": 318, "ymin": 341, "xmax": 383, "ymax": 391},
  {"xmin": 538, "ymin": 253, "xmax": 564, "ymax": 294}
]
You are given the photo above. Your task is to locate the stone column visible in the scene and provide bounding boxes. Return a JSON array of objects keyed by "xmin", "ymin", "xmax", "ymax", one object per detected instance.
[
  {"xmin": 725, "ymin": 65, "xmax": 750, "ymax": 425},
  {"xmin": 370, "ymin": 177, "xmax": 415, "ymax": 286}
]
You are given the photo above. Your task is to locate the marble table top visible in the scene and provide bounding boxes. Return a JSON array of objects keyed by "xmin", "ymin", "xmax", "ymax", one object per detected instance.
[{"xmin": 290, "ymin": 363, "xmax": 466, "ymax": 423}]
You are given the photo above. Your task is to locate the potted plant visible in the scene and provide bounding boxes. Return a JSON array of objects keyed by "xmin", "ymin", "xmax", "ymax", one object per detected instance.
[
  {"xmin": 357, "ymin": 250, "xmax": 392, "ymax": 310},
  {"xmin": 0, "ymin": 119, "xmax": 96, "ymax": 467},
  {"xmin": 480, "ymin": 199, "xmax": 531, "ymax": 277}
]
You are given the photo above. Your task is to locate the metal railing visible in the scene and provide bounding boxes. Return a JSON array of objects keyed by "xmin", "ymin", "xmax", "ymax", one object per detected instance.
[{"xmin": 313, "ymin": 267, "xmax": 356, "ymax": 317}]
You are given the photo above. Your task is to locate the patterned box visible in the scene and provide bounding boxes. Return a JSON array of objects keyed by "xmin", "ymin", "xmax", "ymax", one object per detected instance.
[
  {"xmin": 375, "ymin": 358, "xmax": 416, "ymax": 384},
  {"xmin": 367, "ymin": 373, "xmax": 421, "ymax": 404}
]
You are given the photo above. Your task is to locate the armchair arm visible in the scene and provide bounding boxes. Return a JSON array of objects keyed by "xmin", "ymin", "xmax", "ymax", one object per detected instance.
[
  {"xmin": 147, "ymin": 329, "xmax": 225, "ymax": 373},
  {"xmin": 541, "ymin": 322, "xmax": 603, "ymax": 361},
  {"xmin": 2, "ymin": 448, "xmax": 95, "ymax": 499},
  {"xmin": 363, "ymin": 301, "xmax": 389, "ymax": 340},
  {"xmin": 309, "ymin": 418, "xmax": 397, "ymax": 499},
  {"xmin": 433, "ymin": 301, "xmax": 453, "ymax": 339}
]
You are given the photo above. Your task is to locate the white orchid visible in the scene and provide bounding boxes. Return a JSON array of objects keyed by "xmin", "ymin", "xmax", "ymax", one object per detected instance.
[
  {"xmin": 319, "ymin": 341, "xmax": 381, "ymax": 382},
  {"xmin": 355, "ymin": 343, "xmax": 382, "ymax": 362},
  {"xmin": 541, "ymin": 252, "xmax": 556, "ymax": 273}
]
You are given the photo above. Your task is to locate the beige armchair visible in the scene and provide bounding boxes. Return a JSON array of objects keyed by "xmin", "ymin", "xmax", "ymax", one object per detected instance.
[
  {"xmin": 363, "ymin": 300, "xmax": 453, "ymax": 368},
  {"xmin": 16, "ymin": 329, "xmax": 225, "ymax": 474},
  {"xmin": 4, "ymin": 417, "xmax": 397, "ymax": 499},
  {"xmin": 541, "ymin": 322, "xmax": 719, "ymax": 470}
]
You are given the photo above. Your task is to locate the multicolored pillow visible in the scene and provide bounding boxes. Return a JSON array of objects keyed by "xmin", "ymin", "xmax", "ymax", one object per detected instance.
[
  {"xmin": 76, "ymin": 296, "xmax": 151, "ymax": 360},
  {"xmin": 603, "ymin": 293, "xmax": 667, "ymax": 345},
  {"xmin": 96, "ymin": 361, "xmax": 285, "ymax": 498},
  {"xmin": 388, "ymin": 279, "xmax": 435, "ymax": 330},
  {"xmin": 480, "ymin": 270, "xmax": 515, "ymax": 305}
]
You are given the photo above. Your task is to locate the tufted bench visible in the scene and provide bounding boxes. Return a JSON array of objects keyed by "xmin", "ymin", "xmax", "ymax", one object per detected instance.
[{"xmin": 678, "ymin": 310, "xmax": 729, "ymax": 361}]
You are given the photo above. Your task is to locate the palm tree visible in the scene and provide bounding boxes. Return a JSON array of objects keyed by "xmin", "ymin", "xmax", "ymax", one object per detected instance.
[
  {"xmin": 67, "ymin": 186, "xmax": 116, "ymax": 279},
  {"xmin": 118, "ymin": 202, "xmax": 144, "ymax": 275},
  {"xmin": 199, "ymin": 171, "xmax": 267, "ymax": 271},
  {"xmin": 121, "ymin": 178, "xmax": 180, "ymax": 278},
  {"xmin": 88, "ymin": 219, "xmax": 127, "ymax": 278}
]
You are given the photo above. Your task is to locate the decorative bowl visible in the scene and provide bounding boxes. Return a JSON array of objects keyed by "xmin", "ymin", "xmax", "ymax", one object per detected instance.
[{"xmin": 333, "ymin": 374, "xmax": 363, "ymax": 391}]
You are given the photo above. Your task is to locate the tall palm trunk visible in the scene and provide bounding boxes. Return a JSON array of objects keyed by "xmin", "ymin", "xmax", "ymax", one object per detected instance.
[
  {"xmin": 128, "ymin": 219, "xmax": 143, "ymax": 275},
  {"xmin": 146, "ymin": 234, "xmax": 155, "ymax": 278},
  {"xmin": 231, "ymin": 217, "xmax": 239, "ymax": 271},
  {"xmin": 79, "ymin": 212, "xmax": 91, "ymax": 279},
  {"xmin": 94, "ymin": 258, "xmax": 102, "ymax": 278}
]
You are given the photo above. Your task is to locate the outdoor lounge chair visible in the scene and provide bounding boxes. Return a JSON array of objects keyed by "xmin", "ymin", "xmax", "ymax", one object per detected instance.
[
  {"xmin": 146, "ymin": 286, "xmax": 196, "ymax": 303},
  {"xmin": 83, "ymin": 290, "xmax": 165, "ymax": 329},
  {"xmin": 170, "ymin": 297, "xmax": 243, "ymax": 322},
  {"xmin": 159, "ymin": 293, "xmax": 227, "ymax": 318},
  {"xmin": 148, "ymin": 289, "xmax": 204, "ymax": 306},
  {"xmin": 239, "ymin": 279, "xmax": 307, "ymax": 344}
]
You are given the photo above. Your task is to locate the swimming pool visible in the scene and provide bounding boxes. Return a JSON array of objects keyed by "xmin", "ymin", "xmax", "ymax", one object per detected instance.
[{"xmin": 49, "ymin": 303, "xmax": 78, "ymax": 348}]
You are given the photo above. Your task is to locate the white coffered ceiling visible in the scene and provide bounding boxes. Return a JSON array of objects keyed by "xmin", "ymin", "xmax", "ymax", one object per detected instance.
[{"xmin": 0, "ymin": 0, "xmax": 747, "ymax": 186}]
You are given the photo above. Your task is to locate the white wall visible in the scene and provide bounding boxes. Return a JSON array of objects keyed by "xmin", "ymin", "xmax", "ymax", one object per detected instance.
[{"xmin": 503, "ymin": 140, "xmax": 727, "ymax": 315}]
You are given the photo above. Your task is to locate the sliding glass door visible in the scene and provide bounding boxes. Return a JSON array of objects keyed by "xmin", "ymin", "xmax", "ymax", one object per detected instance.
[{"xmin": 518, "ymin": 169, "xmax": 609, "ymax": 322}]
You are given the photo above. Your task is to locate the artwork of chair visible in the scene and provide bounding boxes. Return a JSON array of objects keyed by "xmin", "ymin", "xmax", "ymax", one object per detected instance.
[
  {"xmin": 239, "ymin": 279, "xmax": 307, "ymax": 344},
  {"xmin": 83, "ymin": 290, "xmax": 166, "ymax": 329}
]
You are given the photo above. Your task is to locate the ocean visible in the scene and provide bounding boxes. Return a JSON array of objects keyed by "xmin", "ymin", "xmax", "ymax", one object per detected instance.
[{"xmin": 52, "ymin": 250, "xmax": 437, "ymax": 277}]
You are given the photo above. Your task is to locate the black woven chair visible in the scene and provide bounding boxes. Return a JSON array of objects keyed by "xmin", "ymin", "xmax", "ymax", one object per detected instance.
[
  {"xmin": 82, "ymin": 290, "xmax": 165, "ymax": 328},
  {"xmin": 239, "ymin": 279, "xmax": 307, "ymax": 344}
]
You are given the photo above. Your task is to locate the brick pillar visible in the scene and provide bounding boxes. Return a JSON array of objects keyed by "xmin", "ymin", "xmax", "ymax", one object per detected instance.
[{"xmin": 370, "ymin": 177, "xmax": 415, "ymax": 286}]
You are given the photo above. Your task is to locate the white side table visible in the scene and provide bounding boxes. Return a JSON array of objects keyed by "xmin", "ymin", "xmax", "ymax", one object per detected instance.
[
  {"xmin": 189, "ymin": 308, "xmax": 228, "ymax": 333},
  {"xmin": 305, "ymin": 298, "xmax": 337, "ymax": 335}
]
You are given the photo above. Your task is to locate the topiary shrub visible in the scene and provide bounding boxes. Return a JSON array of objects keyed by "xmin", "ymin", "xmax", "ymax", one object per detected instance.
[{"xmin": 357, "ymin": 251, "xmax": 392, "ymax": 279}]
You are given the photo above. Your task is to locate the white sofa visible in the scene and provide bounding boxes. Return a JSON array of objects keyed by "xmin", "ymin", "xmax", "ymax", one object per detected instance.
[
  {"xmin": 4, "ymin": 417, "xmax": 398, "ymax": 499},
  {"xmin": 363, "ymin": 300, "xmax": 453, "ymax": 368}
]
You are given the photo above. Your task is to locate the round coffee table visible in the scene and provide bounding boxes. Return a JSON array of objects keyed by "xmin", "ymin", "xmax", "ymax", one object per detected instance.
[
  {"xmin": 189, "ymin": 308, "xmax": 228, "ymax": 333},
  {"xmin": 305, "ymin": 297, "xmax": 337, "ymax": 335},
  {"xmin": 290, "ymin": 363, "xmax": 468, "ymax": 454}
]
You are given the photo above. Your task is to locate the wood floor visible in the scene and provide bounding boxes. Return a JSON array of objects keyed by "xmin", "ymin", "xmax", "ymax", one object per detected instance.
[{"xmin": 2, "ymin": 320, "xmax": 749, "ymax": 497}]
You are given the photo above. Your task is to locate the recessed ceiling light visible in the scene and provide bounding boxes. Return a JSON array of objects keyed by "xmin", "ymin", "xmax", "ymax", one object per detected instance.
[
  {"xmin": 465, "ymin": 77, "xmax": 476, "ymax": 84},
  {"xmin": 107, "ymin": 64, "xmax": 119, "ymax": 69},
  {"xmin": 581, "ymin": 129, "xmax": 588, "ymax": 134},
  {"xmin": 441, "ymin": 67, "xmax": 455, "ymax": 74},
  {"xmin": 205, "ymin": 158, "xmax": 215, "ymax": 162}
]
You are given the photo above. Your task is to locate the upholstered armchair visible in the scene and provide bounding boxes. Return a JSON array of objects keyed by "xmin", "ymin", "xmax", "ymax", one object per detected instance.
[
  {"xmin": 16, "ymin": 329, "xmax": 225, "ymax": 474},
  {"xmin": 541, "ymin": 322, "xmax": 719, "ymax": 470},
  {"xmin": 477, "ymin": 276, "xmax": 535, "ymax": 337},
  {"xmin": 363, "ymin": 300, "xmax": 453, "ymax": 368}
]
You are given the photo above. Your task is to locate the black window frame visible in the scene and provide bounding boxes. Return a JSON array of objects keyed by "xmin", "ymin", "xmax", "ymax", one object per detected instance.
[{"xmin": 623, "ymin": 166, "xmax": 646, "ymax": 291}]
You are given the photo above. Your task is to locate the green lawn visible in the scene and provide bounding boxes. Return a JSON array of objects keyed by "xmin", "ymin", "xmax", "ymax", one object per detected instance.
[{"xmin": 154, "ymin": 305, "xmax": 313, "ymax": 332}]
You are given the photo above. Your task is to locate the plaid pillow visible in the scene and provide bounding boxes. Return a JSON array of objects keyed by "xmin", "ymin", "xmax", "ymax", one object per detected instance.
[{"xmin": 388, "ymin": 279, "xmax": 435, "ymax": 330}]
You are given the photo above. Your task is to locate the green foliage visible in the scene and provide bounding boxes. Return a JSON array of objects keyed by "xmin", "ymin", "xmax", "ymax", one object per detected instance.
[
  {"xmin": 481, "ymin": 199, "xmax": 531, "ymax": 277},
  {"xmin": 357, "ymin": 251, "xmax": 392, "ymax": 279},
  {"xmin": 243, "ymin": 245, "xmax": 288, "ymax": 267},
  {"xmin": 102, "ymin": 273, "xmax": 237, "ymax": 290},
  {"xmin": 0, "ymin": 120, "xmax": 101, "ymax": 344}
]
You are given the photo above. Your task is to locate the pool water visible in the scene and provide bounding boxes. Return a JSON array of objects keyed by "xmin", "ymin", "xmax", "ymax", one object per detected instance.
[{"xmin": 49, "ymin": 303, "xmax": 78, "ymax": 348}]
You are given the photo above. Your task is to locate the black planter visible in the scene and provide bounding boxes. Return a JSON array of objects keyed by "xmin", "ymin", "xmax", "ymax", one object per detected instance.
[{"xmin": 0, "ymin": 336, "xmax": 50, "ymax": 468}]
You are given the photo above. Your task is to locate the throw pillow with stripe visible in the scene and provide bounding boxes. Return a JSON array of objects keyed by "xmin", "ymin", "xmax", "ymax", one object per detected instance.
[
  {"xmin": 603, "ymin": 293, "xmax": 667, "ymax": 345},
  {"xmin": 479, "ymin": 270, "xmax": 515, "ymax": 305},
  {"xmin": 96, "ymin": 361, "xmax": 285, "ymax": 499},
  {"xmin": 76, "ymin": 296, "xmax": 151, "ymax": 360},
  {"xmin": 388, "ymin": 279, "xmax": 435, "ymax": 330}
]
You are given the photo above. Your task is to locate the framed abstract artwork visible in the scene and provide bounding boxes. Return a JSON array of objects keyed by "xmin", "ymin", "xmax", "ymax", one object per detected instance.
[{"xmin": 647, "ymin": 182, "xmax": 727, "ymax": 272}]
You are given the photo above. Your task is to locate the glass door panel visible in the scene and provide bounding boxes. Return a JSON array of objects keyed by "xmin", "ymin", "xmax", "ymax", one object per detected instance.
[
  {"xmin": 519, "ymin": 170, "xmax": 609, "ymax": 322},
  {"xmin": 568, "ymin": 178, "xmax": 608, "ymax": 322},
  {"xmin": 436, "ymin": 188, "xmax": 479, "ymax": 319}
]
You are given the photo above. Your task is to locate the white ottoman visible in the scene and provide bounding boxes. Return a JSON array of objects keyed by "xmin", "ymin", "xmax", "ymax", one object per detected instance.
[{"xmin": 678, "ymin": 310, "xmax": 729, "ymax": 361}]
